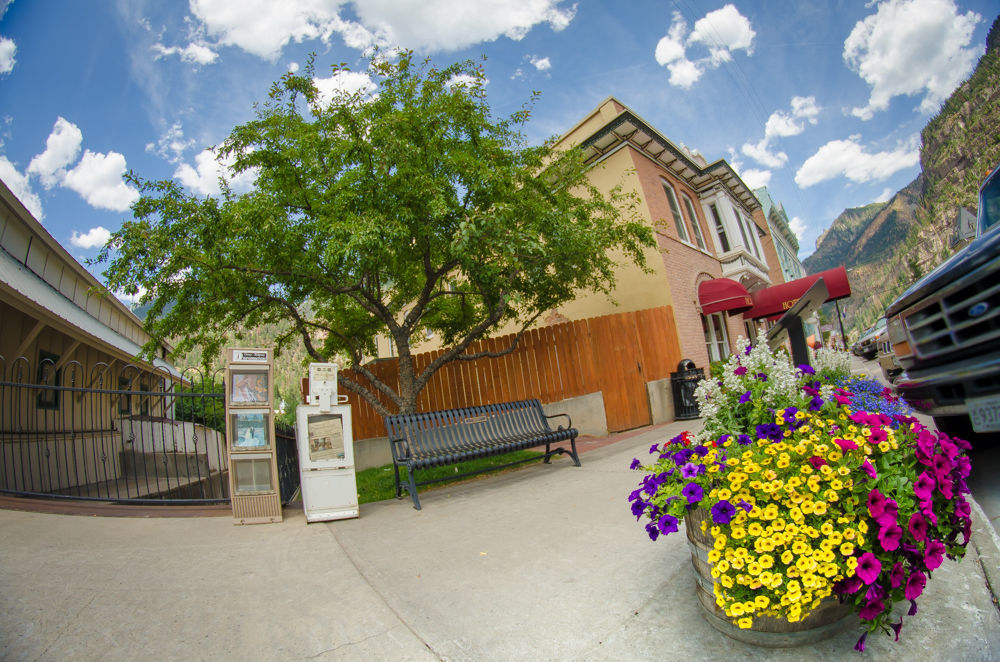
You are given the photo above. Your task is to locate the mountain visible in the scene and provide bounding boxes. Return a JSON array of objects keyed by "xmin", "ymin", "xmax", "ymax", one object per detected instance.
[{"xmin": 805, "ymin": 15, "xmax": 1000, "ymax": 337}]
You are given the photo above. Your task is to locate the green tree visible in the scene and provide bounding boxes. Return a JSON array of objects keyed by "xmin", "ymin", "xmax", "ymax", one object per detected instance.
[{"xmin": 100, "ymin": 53, "xmax": 653, "ymax": 416}]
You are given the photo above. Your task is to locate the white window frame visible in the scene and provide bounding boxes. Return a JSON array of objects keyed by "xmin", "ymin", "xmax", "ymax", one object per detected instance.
[
  {"xmin": 702, "ymin": 312, "xmax": 731, "ymax": 363},
  {"xmin": 661, "ymin": 180, "xmax": 689, "ymax": 243},
  {"xmin": 681, "ymin": 193, "xmax": 707, "ymax": 250}
]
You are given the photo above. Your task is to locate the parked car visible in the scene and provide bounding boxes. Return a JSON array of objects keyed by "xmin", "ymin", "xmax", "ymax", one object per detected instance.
[
  {"xmin": 877, "ymin": 324, "xmax": 902, "ymax": 383},
  {"xmin": 851, "ymin": 326, "xmax": 873, "ymax": 356},
  {"xmin": 885, "ymin": 163, "xmax": 1000, "ymax": 441},
  {"xmin": 855, "ymin": 318, "xmax": 886, "ymax": 361}
]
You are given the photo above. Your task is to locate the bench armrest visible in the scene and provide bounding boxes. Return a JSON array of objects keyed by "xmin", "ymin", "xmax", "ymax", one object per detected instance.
[
  {"xmin": 544, "ymin": 411, "xmax": 572, "ymax": 430},
  {"xmin": 389, "ymin": 436, "xmax": 411, "ymax": 462}
]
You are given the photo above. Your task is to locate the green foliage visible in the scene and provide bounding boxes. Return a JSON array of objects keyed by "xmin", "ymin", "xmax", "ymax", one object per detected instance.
[
  {"xmin": 98, "ymin": 52, "xmax": 654, "ymax": 416},
  {"xmin": 173, "ymin": 379, "xmax": 225, "ymax": 433}
]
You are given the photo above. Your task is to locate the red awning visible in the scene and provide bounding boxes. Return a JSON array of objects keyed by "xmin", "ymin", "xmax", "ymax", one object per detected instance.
[
  {"xmin": 745, "ymin": 266, "xmax": 851, "ymax": 320},
  {"xmin": 698, "ymin": 278, "xmax": 753, "ymax": 316}
]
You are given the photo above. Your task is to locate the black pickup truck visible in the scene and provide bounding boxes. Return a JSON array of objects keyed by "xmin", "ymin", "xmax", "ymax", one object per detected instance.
[{"xmin": 885, "ymin": 164, "xmax": 1000, "ymax": 441}]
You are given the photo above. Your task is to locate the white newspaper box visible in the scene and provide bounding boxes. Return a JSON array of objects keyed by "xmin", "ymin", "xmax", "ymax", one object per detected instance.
[{"xmin": 295, "ymin": 364, "xmax": 359, "ymax": 522}]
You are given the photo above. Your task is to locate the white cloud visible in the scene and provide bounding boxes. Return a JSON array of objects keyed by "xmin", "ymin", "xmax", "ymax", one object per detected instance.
[
  {"xmin": 70, "ymin": 226, "xmax": 112, "ymax": 249},
  {"xmin": 688, "ymin": 4, "xmax": 755, "ymax": 62},
  {"xmin": 152, "ymin": 41, "xmax": 219, "ymax": 65},
  {"xmin": 844, "ymin": 0, "xmax": 981, "ymax": 120},
  {"xmin": 739, "ymin": 168, "xmax": 771, "ymax": 190},
  {"xmin": 794, "ymin": 135, "xmax": 919, "ymax": 188},
  {"xmin": 186, "ymin": 0, "xmax": 575, "ymax": 59},
  {"xmin": 174, "ymin": 148, "xmax": 255, "ymax": 196},
  {"xmin": 313, "ymin": 70, "xmax": 378, "ymax": 107},
  {"xmin": 27, "ymin": 117, "xmax": 83, "ymax": 188},
  {"xmin": 667, "ymin": 58, "xmax": 701, "ymax": 89},
  {"xmin": 0, "ymin": 36, "xmax": 15, "ymax": 74},
  {"xmin": 445, "ymin": 72, "xmax": 485, "ymax": 89},
  {"xmin": 654, "ymin": 5, "xmax": 755, "ymax": 88},
  {"xmin": 741, "ymin": 96, "xmax": 820, "ymax": 169},
  {"xmin": 350, "ymin": 0, "xmax": 577, "ymax": 52},
  {"xmin": 529, "ymin": 55, "xmax": 551, "ymax": 71},
  {"xmin": 875, "ymin": 187, "xmax": 894, "ymax": 202},
  {"xmin": 113, "ymin": 284, "xmax": 148, "ymax": 307},
  {"xmin": 288, "ymin": 61, "xmax": 300, "ymax": 73},
  {"xmin": 788, "ymin": 216, "xmax": 807, "ymax": 241},
  {"xmin": 145, "ymin": 122, "xmax": 196, "ymax": 164},
  {"xmin": 62, "ymin": 150, "xmax": 140, "ymax": 211},
  {"xmin": 742, "ymin": 139, "xmax": 787, "ymax": 169},
  {"xmin": 0, "ymin": 155, "xmax": 43, "ymax": 220}
]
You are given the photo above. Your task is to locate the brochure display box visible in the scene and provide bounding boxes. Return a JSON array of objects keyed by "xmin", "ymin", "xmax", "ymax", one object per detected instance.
[{"xmin": 225, "ymin": 348, "xmax": 282, "ymax": 524}]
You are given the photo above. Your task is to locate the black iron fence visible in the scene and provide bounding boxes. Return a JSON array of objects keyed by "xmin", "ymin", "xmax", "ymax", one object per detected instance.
[{"xmin": 0, "ymin": 356, "xmax": 300, "ymax": 505}]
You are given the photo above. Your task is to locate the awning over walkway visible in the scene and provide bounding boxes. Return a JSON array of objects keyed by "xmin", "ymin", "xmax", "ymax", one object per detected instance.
[
  {"xmin": 698, "ymin": 278, "xmax": 753, "ymax": 316},
  {"xmin": 745, "ymin": 266, "xmax": 851, "ymax": 320}
]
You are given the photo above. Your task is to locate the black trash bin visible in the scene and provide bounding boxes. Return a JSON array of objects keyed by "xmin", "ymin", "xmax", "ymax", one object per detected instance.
[{"xmin": 670, "ymin": 359, "xmax": 705, "ymax": 421}]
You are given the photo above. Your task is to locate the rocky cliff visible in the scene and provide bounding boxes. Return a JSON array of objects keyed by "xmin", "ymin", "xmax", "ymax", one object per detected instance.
[{"xmin": 804, "ymin": 15, "xmax": 1000, "ymax": 337}]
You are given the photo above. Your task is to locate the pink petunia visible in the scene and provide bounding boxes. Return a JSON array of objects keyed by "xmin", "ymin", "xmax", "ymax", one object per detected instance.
[
  {"xmin": 734, "ymin": 366, "xmax": 748, "ymax": 376},
  {"xmin": 913, "ymin": 471, "xmax": 936, "ymax": 501},
  {"xmin": 861, "ymin": 458, "xmax": 877, "ymax": 480},
  {"xmin": 905, "ymin": 570, "xmax": 927, "ymax": 600},
  {"xmin": 808, "ymin": 456, "xmax": 827, "ymax": 470},
  {"xmin": 856, "ymin": 552, "xmax": 882, "ymax": 585},
  {"xmin": 834, "ymin": 437, "xmax": 858, "ymax": 452},
  {"xmin": 876, "ymin": 499, "xmax": 899, "ymax": 528},
  {"xmin": 908, "ymin": 513, "xmax": 929, "ymax": 542},
  {"xmin": 867, "ymin": 489, "xmax": 887, "ymax": 519},
  {"xmin": 889, "ymin": 562, "xmax": 905, "ymax": 588},
  {"xmin": 925, "ymin": 540, "xmax": 946, "ymax": 571},
  {"xmin": 859, "ymin": 598, "xmax": 885, "ymax": 620},
  {"xmin": 878, "ymin": 523, "xmax": 903, "ymax": 551}
]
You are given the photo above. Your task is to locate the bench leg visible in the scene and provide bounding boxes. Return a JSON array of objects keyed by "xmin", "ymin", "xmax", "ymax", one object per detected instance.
[
  {"xmin": 568, "ymin": 435, "xmax": 582, "ymax": 467},
  {"xmin": 393, "ymin": 462, "xmax": 403, "ymax": 499},
  {"xmin": 543, "ymin": 441, "xmax": 553, "ymax": 463},
  {"xmin": 405, "ymin": 468, "xmax": 422, "ymax": 510}
]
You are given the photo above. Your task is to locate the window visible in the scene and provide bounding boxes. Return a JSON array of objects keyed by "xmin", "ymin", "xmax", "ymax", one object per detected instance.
[
  {"xmin": 118, "ymin": 376, "xmax": 132, "ymax": 414},
  {"xmin": 702, "ymin": 313, "xmax": 731, "ymax": 362},
  {"xmin": 709, "ymin": 204, "xmax": 731, "ymax": 252},
  {"xmin": 662, "ymin": 181, "xmax": 688, "ymax": 242},
  {"xmin": 733, "ymin": 205, "xmax": 752, "ymax": 254},
  {"xmin": 681, "ymin": 193, "xmax": 706, "ymax": 250},
  {"xmin": 36, "ymin": 350, "xmax": 60, "ymax": 410}
]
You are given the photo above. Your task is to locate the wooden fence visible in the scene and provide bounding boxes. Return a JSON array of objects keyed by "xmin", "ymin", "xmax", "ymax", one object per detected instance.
[{"xmin": 342, "ymin": 306, "xmax": 683, "ymax": 440}]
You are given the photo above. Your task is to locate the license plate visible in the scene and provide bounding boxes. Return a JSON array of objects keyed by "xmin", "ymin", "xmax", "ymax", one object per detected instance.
[{"xmin": 968, "ymin": 394, "xmax": 1000, "ymax": 432}]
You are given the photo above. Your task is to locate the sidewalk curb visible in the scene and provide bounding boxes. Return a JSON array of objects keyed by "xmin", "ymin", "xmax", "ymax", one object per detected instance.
[{"xmin": 969, "ymin": 496, "xmax": 1000, "ymax": 611}]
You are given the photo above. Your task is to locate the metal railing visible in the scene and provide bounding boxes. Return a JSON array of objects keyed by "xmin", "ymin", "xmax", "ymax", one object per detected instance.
[{"xmin": 0, "ymin": 356, "xmax": 299, "ymax": 505}]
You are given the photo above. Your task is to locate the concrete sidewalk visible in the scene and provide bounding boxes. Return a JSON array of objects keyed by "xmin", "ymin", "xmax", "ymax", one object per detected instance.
[{"xmin": 2, "ymin": 419, "xmax": 999, "ymax": 661}]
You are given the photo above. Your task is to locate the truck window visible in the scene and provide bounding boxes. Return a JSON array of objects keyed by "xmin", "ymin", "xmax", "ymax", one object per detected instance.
[{"xmin": 981, "ymin": 171, "xmax": 1000, "ymax": 234}]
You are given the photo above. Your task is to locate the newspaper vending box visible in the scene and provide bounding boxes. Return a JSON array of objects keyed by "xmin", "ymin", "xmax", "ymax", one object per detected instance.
[{"xmin": 295, "ymin": 363, "xmax": 359, "ymax": 522}]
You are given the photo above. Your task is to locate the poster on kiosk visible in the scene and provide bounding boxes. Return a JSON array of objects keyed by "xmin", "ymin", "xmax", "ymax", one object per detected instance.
[{"xmin": 295, "ymin": 363, "xmax": 359, "ymax": 522}]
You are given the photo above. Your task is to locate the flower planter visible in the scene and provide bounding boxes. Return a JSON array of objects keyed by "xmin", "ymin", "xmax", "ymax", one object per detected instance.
[{"xmin": 685, "ymin": 507, "xmax": 852, "ymax": 647}]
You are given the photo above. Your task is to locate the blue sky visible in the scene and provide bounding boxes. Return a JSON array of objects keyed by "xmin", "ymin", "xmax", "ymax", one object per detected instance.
[{"xmin": 0, "ymin": 0, "xmax": 995, "ymax": 303}]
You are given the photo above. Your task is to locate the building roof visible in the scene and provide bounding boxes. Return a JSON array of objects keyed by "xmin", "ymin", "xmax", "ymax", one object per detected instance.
[
  {"xmin": 565, "ymin": 98, "xmax": 762, "ymax": 216},
  {"xmin": 0, "ymin": 247, "xmax": 180, "ymax": 377}
]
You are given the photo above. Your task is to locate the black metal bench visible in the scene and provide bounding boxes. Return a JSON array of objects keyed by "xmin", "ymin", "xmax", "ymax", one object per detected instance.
[{"xmin": 384, "ymin": 399, "xmax": 581, "ymax": 509}]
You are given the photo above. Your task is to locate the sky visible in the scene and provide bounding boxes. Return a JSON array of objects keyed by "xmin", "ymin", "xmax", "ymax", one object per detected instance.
[{"xmin": 0, "ymin": 0, "xmax": 995, "ymax": 304}]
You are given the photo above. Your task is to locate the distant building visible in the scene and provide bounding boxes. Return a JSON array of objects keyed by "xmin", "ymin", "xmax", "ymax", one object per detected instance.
[{"xmin": 754, "ymin": 186, "xmax": 805, "ymax": 283}]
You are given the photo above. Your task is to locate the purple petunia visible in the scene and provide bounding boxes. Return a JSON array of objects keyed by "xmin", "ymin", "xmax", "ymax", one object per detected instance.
[
  {"xmin": 680, "ymin": 462, "xmax": 699, "ymax": 479},
  {"xmin": 739, "ymin": 390, "xmax": 752, "ymax": 404},
  {"xmin": 682, "ymin": 482, "xmax": 703, "ymax": 504},
  {"xmin": 798, "ymin": 364, "xmax": 816, "ymax": 375},
  {"xmin": 737, "ymin": 434, "xmax": 752, "ymax": 446},
  {"xmin": 657, "ymin": 513, "xmax": 679, "ymax": 535},
  {"xmin": 859, "ymin": 598, "xmax": 885, "ymax": 620},
  {"xmin": 629, "ymin": 458, "xmax": 641, "ymax": 470},
  {"xmin": 755, "ymin": 372, "xmax": 768, "ymax": 382},
  {"xmin": 711, "ymin": 499, "xmax": 737, "ymax": 525}
]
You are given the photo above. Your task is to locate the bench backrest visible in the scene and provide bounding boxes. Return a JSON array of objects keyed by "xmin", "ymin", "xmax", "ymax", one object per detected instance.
[{"xmin": 384, "ymin": 399, "xmax": 551, "ymax": 453}]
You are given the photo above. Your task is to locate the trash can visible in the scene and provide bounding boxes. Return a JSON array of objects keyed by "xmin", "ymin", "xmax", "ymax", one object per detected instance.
[{"xmin": 670, "ymin": 359, "xmax": 704, "ymax": 421}]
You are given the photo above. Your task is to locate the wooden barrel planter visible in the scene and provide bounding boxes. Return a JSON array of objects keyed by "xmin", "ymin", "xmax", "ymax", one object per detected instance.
[{"xmin": 684, "ymin": 507, "xmax": 853, "ymax": 647}]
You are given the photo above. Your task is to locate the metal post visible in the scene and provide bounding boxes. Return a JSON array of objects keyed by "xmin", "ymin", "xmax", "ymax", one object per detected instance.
[{"xmin": 835, "ymin": 299, "xmax": 847, "ymax": 350}]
